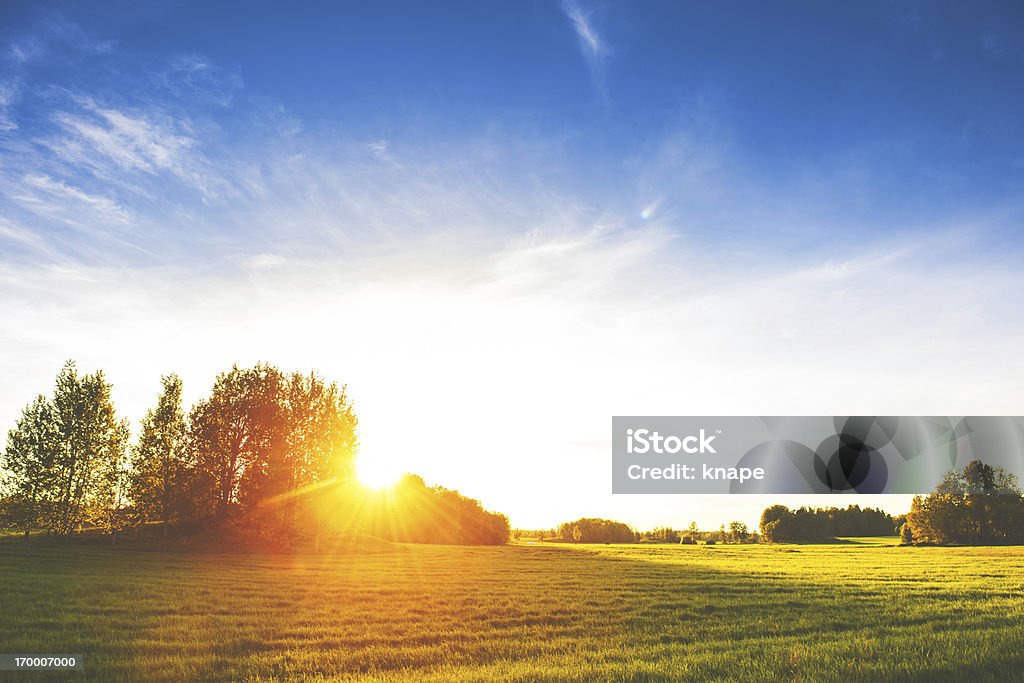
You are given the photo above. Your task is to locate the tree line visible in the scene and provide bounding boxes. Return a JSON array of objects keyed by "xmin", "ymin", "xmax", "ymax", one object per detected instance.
[
  {"xmin": 548, "ymin": 476, "xmax": 1022, "ymax": 546},
  {"xmin": 552, "ymin": 508, "xmax": 894, "ymax": 546},
  {"xmin": 759, "ymin": 504, "xmax": 897, "ymax": 543},
  {"xmin": 0, "ymin": 361, "xmax": 509, "ymax": 546},
  {"xmin": 546, "ymin": 519, "xmax": 756, "ymax": 544}
]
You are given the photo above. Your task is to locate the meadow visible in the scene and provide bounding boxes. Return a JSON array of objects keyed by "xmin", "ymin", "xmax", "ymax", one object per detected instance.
[{"xmin": 1, "ymin": 538, "xmax": 1023, "ymax": 682}]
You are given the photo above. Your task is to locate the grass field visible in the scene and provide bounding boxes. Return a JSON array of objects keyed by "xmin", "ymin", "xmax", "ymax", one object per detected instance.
[{"xmin": 2, "ymin": 538, "xmax": 1024, "ymax": 682}]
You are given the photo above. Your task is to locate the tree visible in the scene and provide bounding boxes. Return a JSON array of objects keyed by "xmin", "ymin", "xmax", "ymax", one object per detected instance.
[
  {"xmin": 188, "ymin": 364, "xmax": 358, "ymax": 531},
  {"xmin": 760, "ymin": 504, "xmax": 896, "ymax": 543},
  {"xmin": 905, "ymin": 460, "xmax": 1024, "ymax": 545},
  {"xmin": 250, "ymin": 371, "xmax": 358, "ymax": 528},
  {"xmin": 892, "ymin": 513, "xmax": 907, "ymax": 531},
  {"xmin": 3, "ymin": 363, "xmax": 129, "ymax": 537},
  {"xmin": 643, "ymin": 527, "xmax": 680, "ymax": 543},
  {"xmin": 760, "ymin": 505, "xmax": 789, "ymax": 538},
  {"xmin": 826, "ymin": 505, "xmax": 895, "ymax": 536},
  {"xmin": 47, "ymin": 362, "xmax": 129, "ymax": 535},
  {"xmin": 130, "ymin": 374, "xmax": 189, "ymax": 535},
  {"xmin": 557, "ymin": 518, "xmax": 635, "ymax": 544},
  {"xmin": 1, "ymin": 395, "xmax": 60, "ymax": 538},
  {"xmin": 759, "ymin": 505, "xmax": 832, "ymax": 543},
  {"xmin": 189, "ymin": 364, "xmax": 287, "ymax": 519},
  {"xmin": 94, "ymin": 417, "xmax": 130, "ymax": 542},
  {"xmin": 728, "ymin": 521, "xmax": 749, "ymax": 543}
]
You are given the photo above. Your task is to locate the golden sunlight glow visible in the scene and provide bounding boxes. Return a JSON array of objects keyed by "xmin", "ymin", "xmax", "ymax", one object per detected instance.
[{"xmin": 356, "ymin": 450, "xmax": 404, "ymax": 490}]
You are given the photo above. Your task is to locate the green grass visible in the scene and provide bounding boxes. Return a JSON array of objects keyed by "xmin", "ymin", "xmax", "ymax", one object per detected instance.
[{"xmin": 1, "ymin": 539, "xmax": 1023, "ymax": 681}]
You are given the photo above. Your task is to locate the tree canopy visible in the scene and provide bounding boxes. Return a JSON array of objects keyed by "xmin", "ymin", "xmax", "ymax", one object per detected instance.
[
  {"xmin": 760, "ymin": 504, "xmax": 896, "ymax": 543},
  {"xmin": 903, "ymin": 460, "xmax": 1024, "ymax": 545},
  {"xmin": 2, "ymin": 361, "xmax": 129, "ymax": 537},
  {"xmin": 557, "ymin": 517, "xmax": 636, "ymax": 544}
]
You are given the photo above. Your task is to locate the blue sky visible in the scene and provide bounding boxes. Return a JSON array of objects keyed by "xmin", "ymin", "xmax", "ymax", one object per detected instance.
[{"xmin": 2, "ymin": 2, "xmax": 1023, "ymax": 528}]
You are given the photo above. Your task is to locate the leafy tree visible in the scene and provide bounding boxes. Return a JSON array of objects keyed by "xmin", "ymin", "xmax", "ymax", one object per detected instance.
[
  {"xmin": 188, "ymin": 364, "xmax": 358, "ymax": 529},
  {"xmin": 760, "ymin": 506, "xmax": 832, "ymax": 543},
  {"xmin": 247, "ymin": 371, "xmax": 357, "ymax": 527},
  {"xmin": 48, "ymin": 362, "xmax": 128, "ymax": 535},
  {"xmin": 2, "ymin": 395, "xmax": 60, "ymax": 538},
  {"xmin": 94, "ymin": 417, "xmax": 130, "ymax": 542},
  {"xmin": 936, "ymin": 460, "xmax": 1021, "ymax": 496},
  {"xmin": 557, "ymin": 518, "xmax": 635, "ymax": 544},
  {"xmin": 130, "ymin": 374, "xmax": 189, "ymax": 535},
  {"xmin": 760, "ymin": 505, "xmax": 789, "ymax": 538},
  {"xmin": 189, "ymin": 364, "xmax": 287, "ymax": 519},
  {"xmin": 906, "ymin": 460, "xmax": 1024, "ymax": 545},
  {"xmin": 3, "ymin": 363, "xmax": 128, "ymax": 537},
  {"xmin": 892, "ymin": 513, "xmax": 907, "ymax": 531},
  {"xmin": 728, "ymin": 521, "xmax": 750, "ymax": 543},
  {"xmin": 825, "ymin": 505, "xmax": 895, "ymax": 536}
]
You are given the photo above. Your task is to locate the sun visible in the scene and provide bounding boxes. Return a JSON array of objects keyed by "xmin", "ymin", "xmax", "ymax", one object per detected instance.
[{"xmin": 356, "ymin": 451, "xmax": 404, "ymax": 490}]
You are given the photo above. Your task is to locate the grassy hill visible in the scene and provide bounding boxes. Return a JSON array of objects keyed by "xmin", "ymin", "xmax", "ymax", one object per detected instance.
[{"xmin": 1, "ymin": 540, "xmax": 1023, "ymax": 681}]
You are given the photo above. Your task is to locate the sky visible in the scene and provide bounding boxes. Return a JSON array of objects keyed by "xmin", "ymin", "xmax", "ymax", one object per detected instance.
[{"xmin": 1, "ymin": 1, "xmax": 1023, "ymax": 530}]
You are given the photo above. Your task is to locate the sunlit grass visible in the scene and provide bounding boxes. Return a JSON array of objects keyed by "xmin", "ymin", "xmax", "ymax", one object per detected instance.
[{"xmin": 1, "ymin": 540, "xmax": 1023, "ymax": 681}]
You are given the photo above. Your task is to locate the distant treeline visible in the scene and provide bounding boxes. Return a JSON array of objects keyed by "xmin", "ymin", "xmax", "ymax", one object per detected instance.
[
  {"xmin": 760, "ymin": 505, "xmax": 897, "ymax": 543},
  {"xmin": 542, "ymin": 519, "xmax": 756, "ymax": 545},
  {"xmin": 0, "ymin": 361, "xmax": 509, "ymax": 546},
  {"xmin": 546, "ymin": 505, "xmax": 896, "ymax": 546}
]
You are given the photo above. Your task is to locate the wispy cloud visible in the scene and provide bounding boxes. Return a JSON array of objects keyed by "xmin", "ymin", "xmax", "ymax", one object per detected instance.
[
  {"xmin": 561, "ymin": 0, "xmax": 610, "ymax": 101},
  {"xmin": 6, "ymin": 12, "xmax": 113, "ymax": 65},
  {"xmin": 159, "ymin": 54, "xmax": 244, "ymax": 107},
  {"xmin": 0, "ymin": 91, "xmax": 234, "ymax": 242},
  {"xmin": 0, "ymin": 81, "xmax": 19, "ymax": 132},
  {"xmin": 0, "ymin": 216, "xmax": 61, "ymax": 261},
  {"xmin": 367, "ymin": 139, "xmax": 394, "ymax": 164},
  {"xmin": 51, "ymin": 98, "xmax": 202, "ymax": 181},
  {"xmin": 19, "ymin": 173, "xmax": 132, "ymax": 224}
]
